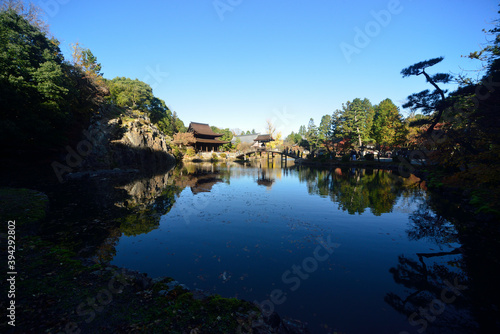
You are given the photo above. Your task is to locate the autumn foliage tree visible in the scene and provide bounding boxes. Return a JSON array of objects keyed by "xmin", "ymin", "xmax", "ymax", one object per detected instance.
[{"xmin": 173, "ymin": 132, "xmax": 195, "ymax": 148}]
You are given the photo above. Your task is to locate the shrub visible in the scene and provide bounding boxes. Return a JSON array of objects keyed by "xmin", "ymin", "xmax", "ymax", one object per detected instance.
[
  {"xmin": 211, "ymin": 152, "xmax": 219, "ymax": 161},
  {"xmin": 220, "ymin": 153, "xmax": 227, "ymax": 159},
  {"xmin": 172, "ymin": 147, "xmax": 184, "ymax": 161},
  {"xmin": 365, "ymin": 153, "xmax": 375, "ymax": 161},
  {"xmin": 185, "ymin": 147, "xmax": 196, "ymax": 157}
]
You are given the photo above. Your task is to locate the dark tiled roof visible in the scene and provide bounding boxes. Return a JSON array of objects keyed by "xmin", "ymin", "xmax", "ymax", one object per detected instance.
[
  {"xmin": 254, "ymin": 134, "xmax": 273, "ymax": 142},
  {"xmin": 188, "ymin": 122, "xmax": 222, "ymax": 137}
]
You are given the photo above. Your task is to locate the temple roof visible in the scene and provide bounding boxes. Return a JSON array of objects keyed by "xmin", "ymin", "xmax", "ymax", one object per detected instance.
[
  {"xmin": 254, "ymin": 134, "xmax": 273, "ymax": 142},
  {"xmin": 188, "ymin": 122, "xmax": 222, "ymax": 137},
  {"xmin": 195, "ymin": 138, "xmax": 229, "ymax": 144}
]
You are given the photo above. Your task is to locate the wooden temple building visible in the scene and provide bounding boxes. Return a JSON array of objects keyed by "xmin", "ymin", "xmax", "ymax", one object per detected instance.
[
  {"xmin": 253, "ymin": 134, "xmax": 274, "ymax": 148},
  {"xmin": 187, "ymin": 122, "xmax": 229, "ymax": 152}
]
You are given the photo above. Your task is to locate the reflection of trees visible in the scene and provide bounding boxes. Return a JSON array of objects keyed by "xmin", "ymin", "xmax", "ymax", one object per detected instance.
[
  {"xmin": 117, "ymin": 183, "xmax": 181, "ymax": 236},
  {"xmin": 385, "ymin": 253, "xmax": 475, "ymax": 333},
  {"xmin": 408, "ymin": 200, "xmax": 459, "ymax": 245},
  {"xmin": 386, "ymin": 193, "xmax": 500, "ymax": 333},
  {"xmin": 39, "ymin": 165, "xmax": 179, "ymax": 259},
  {"xmin": 333, "ymin": 169, "xmax": 371, "ymax": 214},
  {"xmin": 116, "ymin": 164, "xmax": 234, "ymax": 236},
  {"xmin": 296, "ymin": 167, "xmax": 423, "ymax": 215}
]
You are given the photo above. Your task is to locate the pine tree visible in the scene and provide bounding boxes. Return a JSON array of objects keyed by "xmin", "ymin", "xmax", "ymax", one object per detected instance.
[{"xmin": 330, "ymin": 98, "xmax": 374, "ymax": 147}]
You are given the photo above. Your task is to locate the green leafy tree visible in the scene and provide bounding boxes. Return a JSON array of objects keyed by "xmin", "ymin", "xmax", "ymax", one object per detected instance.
[
  {"xmin": 106, "ymin": 77, "xmax": 182, "ymax": 135},
  {"xmin": 148, "ymin": 97, "xmax": 173, "ymax": 135},
  {"xmin": 330, "ymin": 98, "xmax": 374, "ymax": 148},
  {"xmin": 0, "ymin": 7, "xmax": 109, "ymax": 155},
  {"xmin": 0, "ymin": 9, "xmax": 70, "ymax": 149},
  {"xmin": 211, "ymin": 126, "xmax": 234, "ymax": 151},
  {"xmin": 106, "ymin": 77, "xmax": 153, "ymax": 110},
  {"xmin": 371, "ymin": 98, "xmax": 407, "ymax": 159}
]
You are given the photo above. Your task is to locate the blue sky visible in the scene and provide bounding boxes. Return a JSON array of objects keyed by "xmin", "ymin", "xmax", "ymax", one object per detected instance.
[{"xmin": 36, "ymin": 0, "xmax": 498, "ymax": 136}]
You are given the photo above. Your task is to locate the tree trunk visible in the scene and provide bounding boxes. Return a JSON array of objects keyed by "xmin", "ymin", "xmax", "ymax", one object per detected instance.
[
  {"xmin": 421, "ymin": 70, "xmax": 446, "ymax": 136},
  {"xmin": 355, "ymin": 115, "xmax": 362, "ymax": 147}
]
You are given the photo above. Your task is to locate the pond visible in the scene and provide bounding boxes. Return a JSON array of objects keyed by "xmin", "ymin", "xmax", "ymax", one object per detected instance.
[{"xmin": 38, "ymin": 161, "xmax": 498, "ymax": 333}]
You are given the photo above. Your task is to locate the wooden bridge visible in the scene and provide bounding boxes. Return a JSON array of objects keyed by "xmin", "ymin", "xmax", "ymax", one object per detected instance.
[{"xmin": 235, "ymin": 149, "xmax": 301, "ymax": 161}]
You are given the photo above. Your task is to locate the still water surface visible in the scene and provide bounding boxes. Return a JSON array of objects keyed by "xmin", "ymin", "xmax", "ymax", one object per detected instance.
[{"xmin": 103, "ymin": 162, "xmax": 476, "ymax": 333}]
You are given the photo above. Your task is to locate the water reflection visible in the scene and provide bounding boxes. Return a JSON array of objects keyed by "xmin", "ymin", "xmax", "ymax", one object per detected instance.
[
  {"xmin": 385, "ymin": 253, "xmax": 473, "ymax": 333},
  {"xmin": 40, "ymin": 167, "xmax": 181, "ymax": 260},
  {"xmin": 407, "ymin": 199, "xmax": 459, "ymax": 244},
  {"xmin": 296, "ymin": 167, "xmax": 424, "ymax": 215},
  {"xmin": 256, "ymin": 164, "xmax": 276, "ymax": 189},
  {"xmin": 385, "ymin": 191, "xmax": 500, "ymax": 333},
  {"xmin": 36, "ymin": 162, "xmax": 499, "ymax": 332}
]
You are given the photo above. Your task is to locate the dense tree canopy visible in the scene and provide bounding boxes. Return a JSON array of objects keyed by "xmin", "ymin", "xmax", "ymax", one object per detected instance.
[
  {"xmin": 371, "ymin": 99, "xmax": 408, "ymax": 157},
  {"xmin": 330, "ymin": 98, "xmax": 374, "ymax": 147},
  {"xmin": 0, "ymin": 9, "xmax": 103, "ymax": 152},
  {"xmin": 0, "ymin": 5, "xmax": 186, "ymax": 159},
  {"xmin": 210, "ymin": 126, "xmax": 233, "ymax": 151},
  {"xmin": 105, "ymin": 77, "xmax": 183, "ymax": 136}
]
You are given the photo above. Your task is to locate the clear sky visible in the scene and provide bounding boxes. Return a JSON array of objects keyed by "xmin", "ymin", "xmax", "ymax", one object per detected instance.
[{"xmin": 35, "ymin": 0, "xmax": 498, "ymax": 136}]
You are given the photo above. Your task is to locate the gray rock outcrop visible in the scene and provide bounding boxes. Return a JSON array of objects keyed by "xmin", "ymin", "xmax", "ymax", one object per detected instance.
[{"xmin": 80, "ymin": 108, "xmax": 176, "ymax": 171}]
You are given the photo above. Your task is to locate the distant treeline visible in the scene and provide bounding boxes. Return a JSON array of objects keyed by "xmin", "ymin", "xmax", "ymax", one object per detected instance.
[{"xmin": 286, "ymin": 11, "xmax": 500, "ymax": 211}]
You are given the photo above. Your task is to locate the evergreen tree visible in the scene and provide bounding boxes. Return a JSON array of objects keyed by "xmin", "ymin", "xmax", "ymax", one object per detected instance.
[
  {"xmin": 330, "ymin": 98, "xmax": 374, "ymax": 147},
  {"xmin": 318, "ymin": 114, "xmax": 332, "ymax": 141},
  {"xmin": 401, "ymin": 57, "xmax": 452, "ymax": 135},
  {"xmin": 298, "ymin": 125, "xmax": 307, "ymax": 137},
  {"xmin": 306, "ymin": 118, "xmax": 319, "ymax": 153},
  {"xmin": 371, "ymin": 99, "xmax": 407, "ymax": 159}
]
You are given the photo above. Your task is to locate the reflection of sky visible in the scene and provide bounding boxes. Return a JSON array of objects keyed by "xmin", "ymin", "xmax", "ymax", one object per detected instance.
[{"xmin": 112, "ymin": 164, "xmax": 463, "ymax": 334}]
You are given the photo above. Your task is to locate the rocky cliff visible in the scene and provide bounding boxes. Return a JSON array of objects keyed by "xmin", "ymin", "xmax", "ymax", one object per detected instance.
[{"xmin": 79, "ymin": 106, "xmax": 176, "ymax": 172}]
